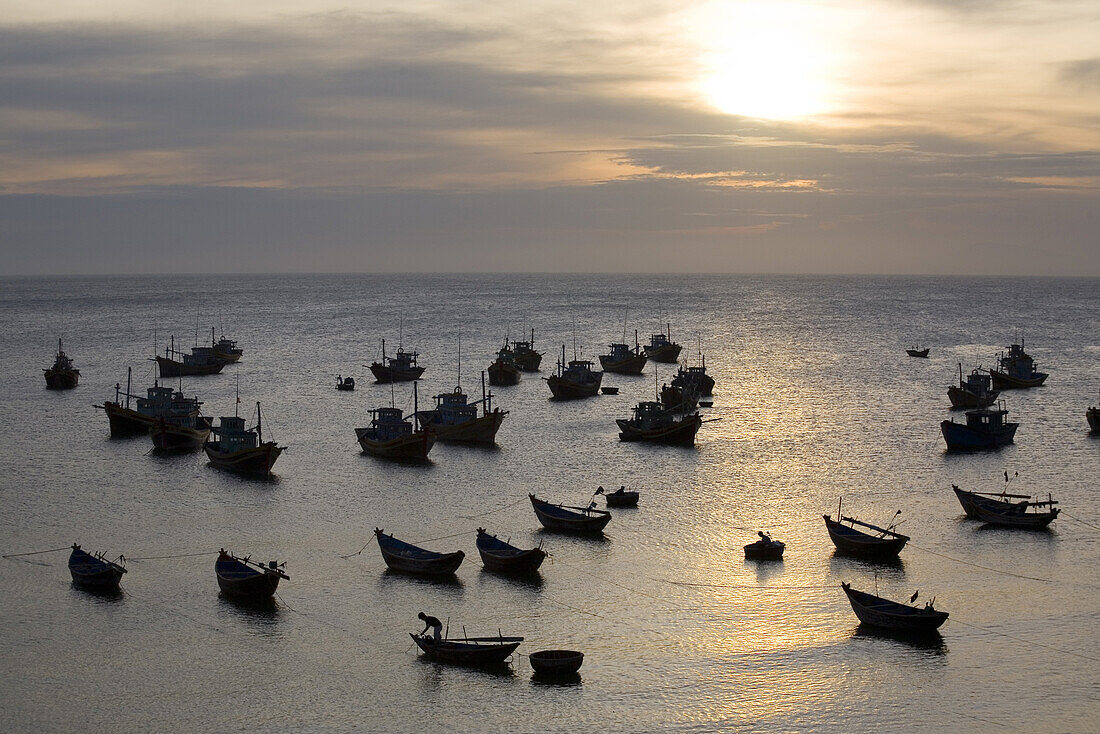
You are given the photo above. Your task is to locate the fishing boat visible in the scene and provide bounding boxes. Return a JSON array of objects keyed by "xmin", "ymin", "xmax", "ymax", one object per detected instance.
[
  {"xmin": 823, "ymin": 501, "xmax": 909, "ymax": 559},
  {"xmin": 335, "ymin": 375, "xmax": 356, "ymax": 391},
  {"xmin": 660, "ymin": 381, "xmax": 699, "ymax": 414},
  {"xmin": 375, "ymin": 528, "xmax": 464, "ymax": 575},
  {"xmin": 672, "ymin": 356, "xmax": 715, "ymax": 396},
  {"xmin": 972, "ymin": 493, "xmax": 1060, "ymax": 528},
  {"xmin": 529, "ymin": 494, "xmax": 611, "ymax": 534},
  {"xmin": 44, "ymin": 338, "xmax": 80, "ymax": 389},
  {"xmin": 511, "ymin": 329, "xmax": 543, "ymax": 372},
  {"xmin": 97, "ymin": 368, "xmax": 200, "ymax": 437},
  {"xmin": 906, "ymin": 345, "xmax": 930, "ymax": 358},
  {"xmin": 410, "ymin": 632, "xmax": 522, "ymax": 666},
  {"xmin": 213, "ymin": 333, "xmax": 243, "ymax": 363},
  {"xmin": 1088, "ymin": 392, "xmax": 1100, "ymax": 433},
  {"xmin": 841, "ymin": 583, "xmax": 948, "ymax": 633},
  {"xmin": 204, "ymin": 401, "xmax": 284, "ymax": 477},
  {"xmin": 948, "ymin": 363, "xmax": 999, "ymax": 409},
  {"xmin": 155, "ymin": 335, "xmax": 226, "ymax": 377},
  {"xmin": 989, "ymin": 341, "xmax": 1048, "ymax": 389},
  {"xmin": 940, "ymin": 402, "xmax": 1018, "ymax": 450},
  {"xmin": 599, "ymin": 332, "xmax": 647, "ymax": 375},
  {"xmin": 616, "ymin": 401, "xmax": 703, "ymax": 446},
  {"xmin": 475, "ymin": 529, "xmax": 546, "ymax": 574},
  {"xmin": 644, "ymin": 324, "xmax": 682, "ymax": 363},
  {"xmin": 215, "ymin": 549, "xmax": 288, "ymax": 599},
  {"xmin": 743, "ymin": 531, "xmax": 785, "ymax": 560},
  {"xmin": 68, "ymin": 544, "xmax": 126, "ymax": 591},
  {"xmin": 487, "ymin": 343, "xmax": 522, "ymax": 386},
  {"xmin": 149, "ymin": 389, "xmax": 212, "ymax": 451},
  {"xmin": 418, "ymin": 374, "xmax": 507, "ymax": 444},
  {"xmin": 951, "ymin": 483, "xmax": 1032, "ymax": 519},
  {"xmin": 529, "ymin": 650, "xmax": 584, "ymax": 675},
  {"xmin": 355, "ymin": 383, "xmax": 434, "ymax": 461},
  {"xmin": 599, "ymin": 486, "xmax": 639, "ymax": 507},
  {"xmin": 368, "ymin": 338, "xmax": 425, "ymax": 383},
  {"xmin": 545, "ymin": 345, "xmax": 603, "ymax": 400}
]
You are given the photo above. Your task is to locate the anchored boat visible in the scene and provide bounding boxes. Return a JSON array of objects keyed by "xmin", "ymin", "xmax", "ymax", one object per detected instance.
[
  {"xmin": 823, "ymin": 501, "xmax": 909, "ymax": 559},
  {"xmin": 155, "ymin": 334, "xmax": 227, "ymax": 377},
  {"xmin": 68, "ymin": 544, "xmax": 126, "ymax": 591},
  {"xmin": 841, "ymin": 583, "xmax": 948, "ymax": 633},
  {"xmin": 149, "ymin": 389, "xmax": 212, "ymax": 452},
  {"xmin": 368, "ymin": 338, "xmax": 425, "ymax": 383},
  {"xmin": 205, "ymin": 401, "xmax": 284, "ymax": 477},
  {"xmin": 743, "ymin": 531, "xmax": 785, "ymax": 560},
  {"xmin": 511, "ymin": 329, "xmax": 543, "ymax": 372},
  {"xmin": 972, "ymin": 493, "xmax": 1060, "ymax": 528},
  {"xmin": 948, "ymin": 363, "xmax": 999, "ymax": 409},
  {"xmin": 599, "ymin": 331, "xmax": 647, "ymax": 375},
  {"xmin": 356, "ymin": 383, "xmax": 434, "ymax": 461},
  {"xmin": 410, "ymin": 632, "xmax": 522, "ymax": 666},
  {"xmin": 672, "ymin": 356, "xmax": 715, "ymax": 397},
  {"xmin": 375, "ymin": 528, "xmax": 464, "ymax": 575},
  {"xmin": 98, "ymin": 367, "xmax": 199, "ymax": 437},
  {"xmin": 941, "ymin": 402, "xmax": 1018, "ymax": 450},
  {"xmin": 475, "ymin": 529, "xmax": 546, "ymax": 574},
  {"xmin": 215, "ymin": 550, "xmax": 288, "ymax": 600},
  {"xmin": 487, "ymin": 343, "xmax": 522, "ymax": 386},
  {"xmin": 545, "ymin": 344, "xmax": 603, "ymax": 400},
  {"xmin": 644, "ymin": 324, "xmax": 682, "ymax": 363},
  {"xmin": 906, "ymin": 345, "xmax": 930, "ymax": 358},
  {"xmin": 616, "ymin": 401, "xmax": 702, "ymax": 446},
  {"xmin": 529, "ymin": 494, "xmax": 611, "ymax": 534},
  {"xmin": 1088, "ymin": 391, "xmax": 1099, "ymax": 433},
  {"xmin": 44, "ymin": 338, "xmax": 80, "ymax": 389},
  {"xmin": 418, "ymin": 373, "xmax": 506, "ymax": 444},
  {"xmin": 212, "ymin": 333, "xmax": 243, "ymax": 363},
  {"xmin": 990, "ymin": 341, "xmax": 1048, "ymax": 389}
]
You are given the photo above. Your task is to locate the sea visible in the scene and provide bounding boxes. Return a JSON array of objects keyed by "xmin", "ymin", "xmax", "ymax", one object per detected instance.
[{"xmin": 0, "ymin": 274, "xmax": 1097, "ymax": 733}]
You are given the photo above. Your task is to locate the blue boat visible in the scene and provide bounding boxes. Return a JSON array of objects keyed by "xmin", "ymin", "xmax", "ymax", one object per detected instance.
[
  {"xmin": 990, "ymin": 342, "xmax": 1048, "ymax": 389},
  {"xmin": 529, "ymin": 494, "xmax": 611, "ymax": 534},
  {"xmin": 68, "ymin": 544, "xmax": 126, "ymax": 591},
  {"xmin": 475, "ymin": 529, "xmax": 546, "ymax": 574},
  {"xmin": 941, "ymin": 403, "xmax": 1018, "ymax": 450},
  {"xmin": 375, "ymin": 528, "xmax": 464, "ymax": 576},
  {"xmin": 215, "ymin": 550, "xmax": 288, "ymax": 599}
]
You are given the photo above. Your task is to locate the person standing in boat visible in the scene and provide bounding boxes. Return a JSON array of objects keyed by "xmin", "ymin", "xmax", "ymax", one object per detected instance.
[{"xmin": 418, "ymin": 612, "xmax": 443, "ymax": 642}]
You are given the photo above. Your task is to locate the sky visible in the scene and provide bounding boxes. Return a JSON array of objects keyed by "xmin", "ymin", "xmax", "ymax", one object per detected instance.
[{"xmin": 1, "ymin": 0, "xmax": 1098, "ymax": 275}]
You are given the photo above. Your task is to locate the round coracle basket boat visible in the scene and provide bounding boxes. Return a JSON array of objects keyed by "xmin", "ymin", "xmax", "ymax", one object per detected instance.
[{"xmin": 530, "ymin": 649, "xmax": 584, "ymax": 674}]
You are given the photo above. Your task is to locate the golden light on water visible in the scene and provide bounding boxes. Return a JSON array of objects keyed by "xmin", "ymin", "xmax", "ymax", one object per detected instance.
[{"xmin": 693, "ymin": 1, "xmax": 841, "ymax": 120}]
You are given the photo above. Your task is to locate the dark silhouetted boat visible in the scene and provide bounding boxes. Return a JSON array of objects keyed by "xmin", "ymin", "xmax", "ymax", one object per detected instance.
[
  {"xmin": 599, "ymin": 486, "xmax": 639, "ymax": 507},
  {"xmin": 952, "ymin": 483, "xmax": 1034, "ymax": 519},
  {"xmin": 906, "ymin": 345, "xmax": 929, "ymax": 358},
  {"xmin": 205, "ymin": 402, "xmax": 284, "ymax": 477},
  {"xmin": 410, "ymin": 632, "xmax": 522, "ymax": 666},
  {"xmin": 530, "ymin": 649, "xmax": 584, "ymax": 674},
  {"xmin": 948, "ymin": 363, "xmax": 999, "ymax": 409},
  {"xmin": 418, "ymin": 374, "xmax": 506, "ymax": 444},
  {"xmin": 215, "ymin": 549, "xmax": 288, "ymax": 599},
  {"xmin": 644, "ymin": 324, "xmax": 682, "ymax": 363},
  {"xmin": 475, "ymin": 529, "xmax": 546, "ymax": 574},
  {"xmin": 68, "ymin": 544, "xmax": 126, "ymax": 591},
  {"xmin": 599, "ymin": 331, "xmax": 647, "ymax": 375},
  {"xmin": 335, "ymin": 374, "xmax": 355, "ymax": 391},
  {"xmin": 511, "ymin": 329, "xmax": 543, "ymax": 372},
  {"xmin": 98, "ymin": 368, "xmax": 200, "ymax": 437},
  {"xmin": 375, "ymin": 528, "xmax": 464, "ymax": 575},
  {"xmin": 545, "ymin": 345, "xmax": 603, "ymax": 400},
  {"xmin": 356, "ymin": 383, "xmax": 434, "ymax": 461},
  {"xmin": 1088, "ymin": 391, "xmax": 1100, "ymax": 433},
  {"xmin": 743, "ymin": 531, "xmax": 785, "ymax": 560},
  {"xmin": 824, "ymin": 501, "xmax": 909, "ymax": 559},
  {"xmin": 672, "ymin": 355, "xmax": 715, "ymax": 396},
  {"xmin": 972, "ymin": 493, "xmax": 1060, "ymax": 528},
  {"xmin": 155, "ymin": 334, "xmax": 227, "ymax": 377},
  {"xmin": 487, "ymin": 343, "xmax": 522, "ymax": 386},
  {"xmin": 368, "ymin": 338, "xmax": 425, "ymax": 383},
  {"xmin": 529, "ymin": 494, "xmax": 611, "ymax": 534},
  {"xmin": 941, "ymin": 402, "xmax": 1018, "ymax": 450},
  {"xmin": 149, "ymin": 390, "xmax": 213, "ymax": 452},
  {"xmin": 44, "ymin": 339, "xmax": 80, "ymax": 389},
  {"xmin": 841, "ymin": 583, "xmax": 948, "ymax": 633},
  {"xmin": 990, "ymin": 341, "xmax": 1048, "ymax": 389},
  {"xmin": 660, "ymin": 381, "xmax": 700, "ymax": 414},
  {"xmin": 213, "ymin": 333, "xmax": 243, "ymax": 363},
  {"xmin": 616, "ymin": 401, "xmax": 702, "ymax": 446}
]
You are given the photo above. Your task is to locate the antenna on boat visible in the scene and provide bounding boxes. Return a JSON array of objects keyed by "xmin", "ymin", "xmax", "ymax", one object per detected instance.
[
  {"xmin": 457, "ymin": 335, "xmax": 462, "ymax": 392},
  {"xmin": 481, "ymin": 370, "xmax": 489, "ymax": 416},
  {"xmin": 235, "ymin": 369, "xmax": 240, "ymax": 418},
  {"xmin": 126, "ymin": 366, "xmax": 132, "ymax": 409},
  {"xmin": 572, "ymin": 318, "xmax": 578, "ymax": 361},
  {"xmin": 256, "ymin": 401, "xmax": 262, "ymax": 444}
]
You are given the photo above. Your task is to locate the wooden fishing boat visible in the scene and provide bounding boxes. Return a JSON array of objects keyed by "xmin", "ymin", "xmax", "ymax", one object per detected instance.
[
  {"xmin": 599, "ymin": 332, "xmax": 647, "ymax": 375},
  {"xmin": 1088, "ymin": 392, "xmax": 1100, "ymax": 433},
  {"xmin": 841, "ymin": 583, "xmax": 948, "ymax": 633},
  {"xmin": 155, "ymin": 335, "xmax": 227, "ymax": 377},
  {"xmin": 150, "ymin": 393, "xmax": 213, "ymax": 452},
  {"xmin": 743, "ymin": 531, "xmax": 785, "ymax": 560},
  {"xmin": 98, "ymin": 368, "xmax": 200, "ymax": 437},
  {"xmin": 545, "ymin": 345, "xmax": 603, "ymax": 400},
  {"xmin": 941, "ymin": 402, "xmax": 1018, "ymax": 450},
  {"xmin": 44, "ymin": 338, "xmax": 80, "ymax": 389},
  {"xmin": 823, "ymin": 502, "xmax": 909, "ymax": 559},
  {"xmin": 660, "ymin": 381, "xmax": 699, "ymax": 414},
  {"xmin": 215, "ymin": 549, "xmax": 288, "ymax": 599},
  {"xmin": 600, "ymin": 486, "xmax": 639, "ymax": 507},
  {"xmin": 368, "ymin": 338, "xmax": 425, "ymax": 383},
  {"xmin": 418, "ymin": 376, "xmax": 507, "ymax": 444},
  {"xmin": 356, "ymin": 384, "xmax": 434, "ymax": 461},
  {"xmin": 335, "ymin": 375, "xmax": 355, "ymax": 391},
  {"xmin": 410, "ymin": 633, "xmax": 522, "ymax": 666},
  {"xmin": 948, "ymin": 363, "xmax": 999, "ymax": 409},
  {"xmin": 616, "ymin": 401, "xmax": 702, "ymax": 446},
  {"xmin": 600, "ymin": 386, "xmax": 619, "ymax": 395},
  {"xmin": 205, "ymin": 402, "xmax": 284, "ymax": 477},
  {"xmin": 212, "ymin": 333, "xmax": 243, "ymax": 363},
  {"xmin": 529, "ymin": 494, "xmax": 611, "ymax": 534},
  {"xmin": 375, "ymin": 528, "xmax": 464, "ymax": 575},
  {"xmin": 972, "ymin": 494, "xmax": 1059, "ymax": 528},
  {"xmin": 644, "ymin": 324, "xmax": 682, "ymax": 363},
  {"xmin": 951, "ymin": 483, "xmax": 1033, "ymax": 519},
  {"xmin": 487, "ymin": 344, "xmax": 522, "ymax": 386},
  {"xmin": 529, "ymin": 650, "xmax": 584, "ymax": 674},
  {"xmin": 511, "ymin": 329, "xmax": 543, "ymax": 372},
  {"xmin": 906, "ymin": 346, "xmax": 930, "ymax": 358},
  {"xmin": 990, "ymin": 342, "xmax": 1048, "ymax": 389},
  {"xmin": 68, "ymin": 544, "xmax": 126, "ymax": 591},
  {"xmin": 672, "ymin": 356, "xmax": 715, "ymax": 396},
  {"xmin": 475, "ymin": 529, "xmax": 546, "ymax": 574}
]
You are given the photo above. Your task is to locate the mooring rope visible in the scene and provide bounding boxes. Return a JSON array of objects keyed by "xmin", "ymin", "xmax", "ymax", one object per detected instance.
[
  {"xmin": 126, "ymin": 551, "xmax": 216, "ymax": 561},
  {"xmin": 1060, "ymin": 511, "xmax": 1100, "ymax": 532},
  {"xmin": 949, "ymin": 617, "xmax": 1100, "ymax": 663},
  {"xmin": 907, "ymin": 543, "xmax": 1053, "ymax": 583},
  {"xmin": 457, "ymin": 494, "xmax": 529, "ymax": 520},
  {"xmin": 2, "ymin": 546, "xmax": 71, "ymax": 558}
]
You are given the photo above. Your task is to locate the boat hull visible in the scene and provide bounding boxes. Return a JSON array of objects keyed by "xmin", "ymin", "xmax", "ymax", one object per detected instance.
[
  {"xmin": 376, "ymin": 531, "xmax": 464, "ymax": 575},
  {"xmin": 477, "ymin": 547, "xmax": 546, "ymax": 574},
  {"xmin": 514, "ymin": 352, "xmax": 542, "ymax": 372},
  {"xmin": 604, "ymin": 491, "xmax": 639, "ymax": 507},
  {"xmin": 529, "ymin": 650, "xmax": 584, "ymax": 674},
  {"xmin": 529, "ymin": 495, "xmax": 611, "ymax": 534},
  {"xmin": 155, "ymin": 356, "xmax": 225, "ymax": 377},
  {"xmin": 823, "ymin": 516, "xmax": 908, "ymax": 559},
  {"xmin": 947, "ymin": 386, "xmax": 998, "ymax": 409},
  {"xmin": 546, "ymin": 372, "xmax": 603, "ymax": 400},
  {"xmin": 410, "ymin": 634, "xmax": 521, "ymax": 666},
  {"xmin": 101, "ymin": 402, "xmax": 156, "ymax": 437},
  {"xmin": 425, "ymin": 411, "xmax": 506, "ymax": 444},
  {"xmin": 906, "ymin": 349, "xmax": 929, "ymax": 358},
  {"xmin": 972, "ymin": 502, "xmax": 1059, "ymax": 529},
  {"xmin": 150, "ymin": 420, "xmax": 212, "ymax": 452},
  {"xmin": 617, "ymin": 414, "xmax": 701, "ymax": 446},
  {"xmin": 990, "ymin": 370, "xmax": 1048, "ymax": 389},
  {"xmin": 487, "ymin": 361, "xmax": 522, "ymax": 386},
  {"xmin": 842, "ymin": 584, "xmax": 948, "ymax": 633},
  {"xmin": 44, "ymin": 368, "xmax": 80, "ymax": 389},
  {"xmin": 205, "ymin": 442, "xmax": 283, "ymax": 476},
  {"xmin": 68, "ymin": 547, "xmax": 125, "ymax": 591},
  {"xmin": 355, "ymin": 428, "xmax": 434, "ymax": 461},
  {"xmin": 940, "ymin": 420, "xmax": 1017, "ymax": 450},
  {"xmin": 215, "ymin": 557, "xmax": 282, "ymax": 600},
  {"xmin": 645, "ymin": 344, "xmax": 682, "ymax": 363},
  {"xmin": 369, "ymin": 363, "xmax": 425, "ymax": 383},
  {"xmin": 599, "ymin": 353, "xmax": 647, "ymax": 375},
  {"xmin": 744, "ymin": 541, "xmax": 785, "ymax": 560},
  {"xmin": 1089, "ymin": 408, "xmax": 1100, "ymax": 433}
]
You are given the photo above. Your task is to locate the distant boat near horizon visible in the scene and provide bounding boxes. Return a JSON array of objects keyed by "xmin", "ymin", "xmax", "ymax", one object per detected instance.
[{"xmin": 44, "ymin": 338, "xmax": 80, "ymax": 389}]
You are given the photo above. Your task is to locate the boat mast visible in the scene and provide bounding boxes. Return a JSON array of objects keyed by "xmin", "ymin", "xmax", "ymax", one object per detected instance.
[
  {"xmin": 481, "ymin": 370, "xmax": 489, "ymax": 416},
  {"xmin": 126, "ymin": 366, "xmax": 132, "ymax": 409},
  {"xmin": 457, "ymin": 335, "xmax": 462, "ymax": 392},
  {"xmin": 256, "ymin": 401, "xmax": 262, "ymax": 444},
  {"xmin": 381, "ymin": 338, "xmax": 386, "ymax": 364},
  {"xmin": 413, "ymin": 380, "xmax": 419, "ymax": 421}
]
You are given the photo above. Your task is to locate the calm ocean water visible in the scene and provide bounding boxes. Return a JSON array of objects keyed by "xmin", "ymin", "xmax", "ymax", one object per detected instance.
[{"xmin": 0, "ymin": 274, "xmax": 1097, "ymax": 733}]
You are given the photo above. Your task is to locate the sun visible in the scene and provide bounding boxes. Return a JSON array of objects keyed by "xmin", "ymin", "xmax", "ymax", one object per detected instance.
[{"xmin": 694, "ymin": 2, "xmax": 837, "ymax": 120}]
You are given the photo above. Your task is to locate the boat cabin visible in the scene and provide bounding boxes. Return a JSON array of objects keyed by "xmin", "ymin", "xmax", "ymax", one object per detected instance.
[
  {"xmin": 433, "ymin": 388, "xmax": 478, "ymax": 425},
  {"xmin": 605, "ymin": 343, "xmax": 637, "ymax": 360},
  {"xmin": 965, "ymin": 406, "xmax": 1010, "ymax": 430},
  {"xmin": 211, "ymin": 415, "xmax": 258, "ymax": 451},
  {"xmin": 388, "ymin": 348, "xmax": 419, "ymax": 371},
  {"xmin": 648, "ymin": 333, "xmax": 672, "ymax": 349},
  {"xmin": 136, "ymin": 384, "xmax": 178, "ymax": 416},
  {"xmin": 368, "ymin": 407, "xmax": 414, "ymax": 440},
  {"xmin": 628, "ymin": 401, "xmax": 672, "ymax": 429}
]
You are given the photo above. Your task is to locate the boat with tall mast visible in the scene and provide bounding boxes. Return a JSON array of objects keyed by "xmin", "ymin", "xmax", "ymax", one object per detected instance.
[
  {"xmin": 487, "ymin": 341, "xmax": 522, "ymax": 386},
  {"xmin": 511, "ymin": 328, "xmax": 543, "ymax": 372},
  {"xmin": 948, "ymin": 363, "xmax": 999, "ymax": 409},
  {"xmin": 989, "ymin": 341, "xmax": 1048, "ymax": 389},
  {"xmin": 616, "ymin": 400, "xmax": 703, "ymax": 445},
  {"xmin": 155, "ymin": 334, "xmax": 226, "ymax": 377},
  {"xmin": 43, "ymin": 339, "xmax": 80, "ymax": 389},
  {"xmin": 644, "ymin": 324, "xmax": 682, "ymax": 363},
  {"xmin": 355, "ymin": 382, "xmax": 434, "ymax": 460},
  {"xmin": 205, "ymin": 390, "xmax": 284, "ymax": 477},
  {"xmin": 599, "ymin": 330, "xmax": 647, "ymax": 375},
  {"xmin": 97, "ymin": 366, "xmax": 200, "ymax": 437},
  {"xmin": 368, "ymin": 338, "xmax": 425, "ymax": 383},
  {"xmin": 545, "ymin": 344, "xmax": 603, "ymax": 400},
  {"xmin": 149, "ymin": 388, "xmax": 213, "ymax": 452},
  {"xmin": 672, "ymin": 352, "xmax": 715, "ymax": 396}
]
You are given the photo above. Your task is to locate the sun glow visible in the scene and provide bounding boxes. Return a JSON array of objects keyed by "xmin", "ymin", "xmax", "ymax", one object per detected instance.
[{"xmin": 694, "ymin": 1, "xmax": 840, "ymax": 120}]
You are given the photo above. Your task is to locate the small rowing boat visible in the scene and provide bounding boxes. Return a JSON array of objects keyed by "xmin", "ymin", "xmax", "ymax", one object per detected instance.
[
  {"xmin": 599, "ymin": 486, "xmax": 639, "ymax": 507},
  {"xmin": 529, "ymin": 494, "xmax": 611, "ymax": 534},
  {"xmin": 215, "ymin": 549, "xmax": 288, "ymax": 600},
  {"xmin": 743, "ymin": 531, "xmax": 785, "ymax": 560},
  {"xmin": 823, "ymin": 500, "xmax": 909, "ymax": 559},
  {"xmin": 410, "ymin": 632, "xmax": 522, "ymax": 666},
  {"xmin": 375, "ymin": 529, "xmax": 464, "ymax": 575},
  {"xmin": 475, "ymin": 529, "xmax": 546, "ymax": 574},
  {"xmin": 841, "ymin": 583, "xmax": 948, "ymax": 633},
  {"xmin": 68, "ymin": 544, "xmax": 126, "ymax": 591}
]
